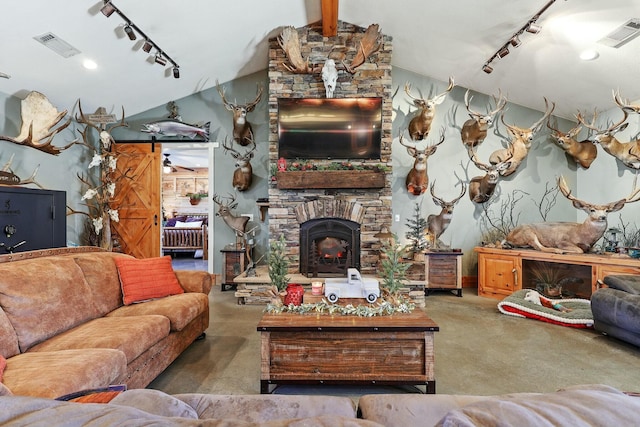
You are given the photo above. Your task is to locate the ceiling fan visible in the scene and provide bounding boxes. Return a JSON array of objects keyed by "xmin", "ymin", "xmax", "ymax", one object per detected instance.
[{"xmin": 163, "ymin": 153, "xmax": 195, "ymax": 173}]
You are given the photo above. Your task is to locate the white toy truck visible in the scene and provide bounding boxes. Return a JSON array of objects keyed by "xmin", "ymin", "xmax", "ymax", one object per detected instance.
[{"xmin": 324, "ymin": 268, "xmax": 380, "ymax": 303}]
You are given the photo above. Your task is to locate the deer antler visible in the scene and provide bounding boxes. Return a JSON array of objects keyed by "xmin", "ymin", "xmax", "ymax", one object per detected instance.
[
  {"xmin": 613, "ymin": 89, "xmax": 640, "ymax": 114},
  {"xmin": 343, "ymin": 24, "xmax": 382, "ymax": 74},
  {"xmin": 278, "ymin": 26, "xmax": 313, "ymax": 74}
]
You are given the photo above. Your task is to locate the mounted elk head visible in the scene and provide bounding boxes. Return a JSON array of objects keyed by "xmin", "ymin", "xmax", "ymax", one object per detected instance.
[
  {"xmin": 343, "ymin": 24, "xmax": 383, "ymax": 74},
  {"xmin": 489, "ymin": 97, "xmax": 555, "ymax": 176},
  {"xmin": 400, "ymin": 128, "xmax": 445, "ymax": 196},
  {"xmin": 0, "ymin": 91, "xmax": 75, "ymax": 155},
  {"xmin": 461, "ymin": 90, "xmax": 507, "ymax": 148},
  {"xmin": 577, "ymin": 93, "xmax": 640, "ymax": 169},
  {"xmin": 427, "ymin": 181, "xmax": 466, "ymax": 247},
  {"xmin": 546, "ymin": 115, "xmax": 597, "ymax": 169},
  {"xmin": 216, "ymin": 80, "xmax": 263, "ymax": 146},
  {"xmin": 404, "ymin": 77, "xmax": 454, "ymax": 141},
  {"xmin": 222, "ymin": 137, "xmax": 256, "ymax": 192},
  {"xmin": 505, "ymin": 176, "xmax": 640, "ymax": 254},
  {"xmin": 467, "ymin": 145, "xmax": 513, "ymax": 204},
  {"xmin": 213, "ymin": 193, "xmax": 250, "ymax": 238}
]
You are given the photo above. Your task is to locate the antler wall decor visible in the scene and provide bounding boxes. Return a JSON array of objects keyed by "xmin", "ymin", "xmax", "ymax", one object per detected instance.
[{"xmin": 343, "ymin": 23, "xmax": 382, "ymax": 74}]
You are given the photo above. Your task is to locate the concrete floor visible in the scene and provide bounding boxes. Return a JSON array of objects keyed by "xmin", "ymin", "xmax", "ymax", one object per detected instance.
[{"xmin": 149, "ymin": 284, "xmax": 640, "ymax": 399}]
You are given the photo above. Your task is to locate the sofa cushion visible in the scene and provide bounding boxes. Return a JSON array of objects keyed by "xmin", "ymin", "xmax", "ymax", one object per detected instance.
[
  {"xmin": 110, "ymin": 388, "xmax": 199, "ymax": 419},
  {"xmin": 0, "ymin": 307, "xmax": 20, "ymax": 358},
  {"xmin": 603, "ymin": 275, "xmax": 640, "ymax": 294},
  {"xmin": 28, "ymin": 316, "xmax": 170, "ymax": 364},
  {"xmin": 74, "ymin": 252, "xmax": 132, "ymax": 315},
  {"xmin": 3, "ymin": 349, "xmax": 127, "ymax": 399},
  {"xmin": 434, "ymin": 385, "xmax": 640, "ymax": 427},
  {"xmin": 107, "ymin": 293, "xmax": 208, "ymax": 332},
  {"xmin": 0, "ymin": 257, "xmax": 101, "ymax": 352},
  {"xmin": 115, "ymin": 256, "xmax": 184, "ymax": 305}
]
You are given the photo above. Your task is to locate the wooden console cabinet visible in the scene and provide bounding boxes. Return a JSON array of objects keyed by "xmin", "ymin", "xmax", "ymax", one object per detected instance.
[
  {"xmin": 475, "ymin": 246, "xmax": 640, "ymax": 300},
  {"xmin": 424, "ymin": 251, "xmax": 463, "ymax": 296},
  {"xmin": 221, "ymin": 245, "xmax": 247, "ymax": 291}
]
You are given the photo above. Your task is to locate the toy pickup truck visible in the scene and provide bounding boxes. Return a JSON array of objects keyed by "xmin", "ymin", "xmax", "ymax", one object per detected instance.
[{"xmin": 324, "ymin": 268, "xmax": 380, "ymax": 303}]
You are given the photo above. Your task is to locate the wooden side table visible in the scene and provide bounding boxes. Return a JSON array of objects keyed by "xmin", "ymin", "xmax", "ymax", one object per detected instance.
[
  {"xmin": 425, "ymin": 251, "xmax": 463, "ymax": 297},
  {"xmin": 220, "ymin": 245, "xmax": 247, "ymax": 291}
]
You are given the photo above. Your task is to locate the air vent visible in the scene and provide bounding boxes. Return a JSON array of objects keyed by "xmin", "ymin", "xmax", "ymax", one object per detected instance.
[
  {"xmin": 33, "ymin": 32, "xmax": 80, "ymax": 58},
  {"xmin": 598, "ymin": 18, "xmax": 640, "ymax": 48}
]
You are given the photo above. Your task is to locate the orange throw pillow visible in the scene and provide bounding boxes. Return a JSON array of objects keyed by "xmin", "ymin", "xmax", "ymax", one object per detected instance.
[{"xmin": 115, "ymin": 256, "xmax": 184, "ymax": 305}]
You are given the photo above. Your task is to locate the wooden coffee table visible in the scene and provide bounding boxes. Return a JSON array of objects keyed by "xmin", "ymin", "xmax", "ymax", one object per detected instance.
[{"xmin": 257, "ymin": 306, "xmax": 439, "ymax": 393}]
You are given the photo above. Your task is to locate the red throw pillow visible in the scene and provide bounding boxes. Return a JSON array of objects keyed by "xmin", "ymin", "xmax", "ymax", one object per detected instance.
[{"xmin": 115, "ymin": 256, "xmax": 184, "ymax": 305}]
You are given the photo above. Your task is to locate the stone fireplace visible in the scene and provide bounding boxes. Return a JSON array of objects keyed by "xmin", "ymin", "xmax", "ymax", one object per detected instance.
[{"xmin": 268, "ymin": 21, "xmax": 393, "ymax": 275}]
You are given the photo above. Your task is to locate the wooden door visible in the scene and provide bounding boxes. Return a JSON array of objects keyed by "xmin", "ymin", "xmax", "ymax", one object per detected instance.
[{"xmin": 111, "ymin": 143, "xmax": 161, "ymax": 258}]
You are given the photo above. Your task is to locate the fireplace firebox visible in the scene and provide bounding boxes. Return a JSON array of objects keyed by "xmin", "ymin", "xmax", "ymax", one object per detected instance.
[{"xmin": 300, "ymin": 218, "xmax": 360, "ymax": 277}]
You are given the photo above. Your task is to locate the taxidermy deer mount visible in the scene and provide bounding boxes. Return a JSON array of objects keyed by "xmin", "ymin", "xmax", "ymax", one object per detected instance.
[
  {"xmin": 576, "ymin": 91, "xmax": 640, "ymax": 169},
  {"xmin": 461, "ymin": 90, "xmax": 507, "ymax": 148},
  {"xmin": 467, "ymin": 144, "xmax": 513, "ymax": 204},
  {"xmin": 489, "ymin": 97, "xmax": 555, "ymax": 177},
  {"xmin": 213, "ymin": 193, "xmax": 250, "ymax": 239},
  {"xmin": 404, "ymin": 77, "xmax": 455, "ymax": 141},
  {"xmin": 0, "ymin": 91, "xmax": 75, "ymax": 155},
  {"xmin": 546, "ymin": 114, "xmax": 597, "ymax": 169},
  {"xmin": 505, "ymin": 176, "xmax": 640, "ymax": 254},
  {"xmin": 400, "ymin": 128, "xmax": 445, "ymax": 196},
  {"xmin": 427, "ymin": 180, "xmax": 466, "ymax": 247},
  {"xmin": 216, "ymin": 80, "xmax": 263, "ymax": 146},
  {"xmin": 222, "ymin": 137, "xmax": 256, "ymax": 192}
]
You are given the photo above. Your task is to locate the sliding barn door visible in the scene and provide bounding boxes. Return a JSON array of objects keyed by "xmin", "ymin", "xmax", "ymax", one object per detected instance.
[{"xmin": 111, "ymin": 143, "xmax": 161, "ymax": 258}]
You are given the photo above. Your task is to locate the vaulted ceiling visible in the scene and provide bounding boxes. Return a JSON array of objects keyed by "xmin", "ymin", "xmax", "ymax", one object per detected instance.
[{"xmin": 2, "ymin": 0, "xmax": 639, "ymax": 121}]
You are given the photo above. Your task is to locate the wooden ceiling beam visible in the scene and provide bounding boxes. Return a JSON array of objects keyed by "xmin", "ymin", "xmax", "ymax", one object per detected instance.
[{"xmin": 321, "ymin": 0, "xmax": 338, "ymax": 37}]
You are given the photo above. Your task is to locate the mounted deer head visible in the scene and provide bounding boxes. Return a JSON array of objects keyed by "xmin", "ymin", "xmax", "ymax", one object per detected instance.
[
  {"xmin": 213, "ymin": 193, "xmax": 250, "ymax": 237},
  {"xmin": 505, "ymin": 176, "xmax": 640, "ymax": 254},
  {"xmin": 489, "ymin": 97, "xmax": 555, "ymax": 176},
  {"xmin": 461, "ymin": 90, "xmax": 507, "ymax": 148},
  {"xmin": 216, "ymin": 80, "xmax": 263, "ymax": 146},
  {"xmin": 546, "ymin": 114, "xmax": 597, "ymax": 169},
  {"xmin": 400, "ymin": 128, "xmax": 445, "ymax": 196},
  {"xmin": 467, "ymin": 145, "xmax": 513, "ymax": 204},
  {"xmin": 427, "ymin": 180, "xmax": 466, "ymax": 246},
  {"xmin": 404, "ymin": 77, "xmax": 454, "ymax": 141},
  {"xmin": 222, "ymin": 137, "xmax": 256, "ymax": 192},
  {"xmin": 577, "ymin": 92, "xmax": 640, "ymax": 169}
]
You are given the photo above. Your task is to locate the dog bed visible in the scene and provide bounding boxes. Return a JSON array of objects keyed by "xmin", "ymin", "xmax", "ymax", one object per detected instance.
[{"xmin": 497, "ymin": 289, "xmax": 593, "ymax": 328}]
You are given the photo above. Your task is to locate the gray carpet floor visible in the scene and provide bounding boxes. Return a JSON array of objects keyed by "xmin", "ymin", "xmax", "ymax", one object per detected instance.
[{"xmin": 148, "ymin": 285, "xmax": 640, "ymax": 398}]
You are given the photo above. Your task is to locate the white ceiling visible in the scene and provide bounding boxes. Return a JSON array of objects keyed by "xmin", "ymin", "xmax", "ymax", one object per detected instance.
[{"xmin": 2, "ymin": 0, "xmax": 640, "ymax": 126}]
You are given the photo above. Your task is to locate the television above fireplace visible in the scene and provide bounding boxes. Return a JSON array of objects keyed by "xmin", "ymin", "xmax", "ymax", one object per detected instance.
[{"xmin": 278, "ymin": 97, "xmax": 382, "ymax": 160}]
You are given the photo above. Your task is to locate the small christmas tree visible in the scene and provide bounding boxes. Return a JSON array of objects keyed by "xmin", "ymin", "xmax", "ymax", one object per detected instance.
[
  {"xmin": 379, "ymin": 234, "xmax": 410, "ymax": 294},
  {"xmin": 268, "ymin": 234, "xmax": 290, "ymax": 291},
  {"xmin": 405, "ymin": 202, "xmax": 428, "ymax": 257}
]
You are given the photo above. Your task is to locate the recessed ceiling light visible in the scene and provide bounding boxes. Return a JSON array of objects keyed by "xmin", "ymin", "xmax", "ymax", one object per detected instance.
[
  {"xmin": 579, "ymin": 49, "xmax": 599, "ymax": 61},
  {"xmin": 83, "ymin": 59, "xmax": 98, "ymax": 70}
]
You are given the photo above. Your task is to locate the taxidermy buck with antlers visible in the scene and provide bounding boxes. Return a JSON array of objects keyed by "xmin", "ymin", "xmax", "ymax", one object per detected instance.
[
  {"xmin": 404, "ymin": 77, "xmax": 454, "ymax": 141},
  {"xmin": 489, "ymin": 98, "xmax": 555, "ymax": 177},
  {"xmin": 216, "ymin": 80, "xmax": 263, "ymax": 146},
  {"xmin": 576, "ymin": 91, "xmax": 640, "ymax": 169},
  {"xmin": 427, "ymin": 181, "xmax": 466, "ymax": 247},
  {"xmin": 467, "ymin": 145, "xmax": 513, "ymax": 204},
  {"xmin": 222, "ymin": 138, "xmax": 256, "ymax": 192},
  {"xmin": 213, "ymin": 193, "xmax": 250, "ymax": 238},
  {"xmin": 400, "ymin": 128, "xmax": 445, "ymax": 196},
  {"xmin": 546, "ymin": 114, "xmax": 597, "ymax": 169},
  {"xmin": 505, "ymin": 176, "xmax": 640, "ymax": 254},
  {"xmin": 461, "ymin": 90, "xmax": 507, "ymax": 148}
]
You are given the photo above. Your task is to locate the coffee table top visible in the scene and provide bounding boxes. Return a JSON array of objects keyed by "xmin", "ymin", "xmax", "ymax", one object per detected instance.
[{"xmin": 257, "ymin": 308, "xmax": 439, "ymax": 332}]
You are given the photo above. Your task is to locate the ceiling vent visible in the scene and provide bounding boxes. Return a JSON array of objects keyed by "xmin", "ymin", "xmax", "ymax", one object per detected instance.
[
  {"xmin": 598, "ymin": 19, "xmax": 640, "ymax": 48},
  {"xmin": 33, "ymin": 32, "xmax": 80, "ymax": 58}
]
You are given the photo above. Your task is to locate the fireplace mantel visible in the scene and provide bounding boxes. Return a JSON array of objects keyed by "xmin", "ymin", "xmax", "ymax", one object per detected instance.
[{"xmin": 276, "ymin": 170, "xmax": 386, "ymax": 190}]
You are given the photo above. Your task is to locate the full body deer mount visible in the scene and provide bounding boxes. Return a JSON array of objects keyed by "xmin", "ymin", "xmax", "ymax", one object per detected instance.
[
  {"xmin": 216, "ymin": 80, "xmax": 263, "ymax": 146},
  {"xmin": 427, "ymin": 181, "xmax": 466, "ymax": 247},
  {"xmin": 0, "ymin": 91, "xmax": 75, "ymax": 155},
  {"xmin": 404, "ymin": 77, "xmax": 454, "ymax": 141},
  {"xmin": 222, "ymin": 138, "xmax": 256, "ymax": 192},
  {"xmin": 461, "ymin": 90, "xmax": 507, "ymax": 148},
  {"xmin": 489, "ymin": 98, "xmax": 555, "ymax": 177},
  {"xmin": 400, "ymin": 128, "xmax": 445, "ymax": 196},
  {"xmin": 546, "ymin": 116, "xmax": 597, "ymax": 169},
  {"xmin": 213, "ymin": 194, "xmax": 250, "ymax": 244},
  {"xmin": 467, "ymin": 145, "xmax": 513, "ymax": 204},
  {"xmin": 505, "ymin": 176, "xmax": 640, "ymax": 254},
  {"xmin": 577, "ymin": 93, "xmax": 640, "ymax": 169}
]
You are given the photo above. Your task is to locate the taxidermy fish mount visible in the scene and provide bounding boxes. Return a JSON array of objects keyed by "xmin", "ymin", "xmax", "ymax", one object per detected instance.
[{"xmin": 141, "ymin": 120, "xmax": 210, "ymax": 141}]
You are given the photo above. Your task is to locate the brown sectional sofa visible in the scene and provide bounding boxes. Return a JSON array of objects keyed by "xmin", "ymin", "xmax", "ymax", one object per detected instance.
[{"xmin": 0, "ymin": 247, "xmax": 212, "ymax": 398}]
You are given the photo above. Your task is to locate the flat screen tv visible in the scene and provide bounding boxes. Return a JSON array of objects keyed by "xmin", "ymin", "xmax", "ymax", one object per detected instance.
[{"xmin": 278, "ymin": 97, "xmax": 382, "ymax": 160}]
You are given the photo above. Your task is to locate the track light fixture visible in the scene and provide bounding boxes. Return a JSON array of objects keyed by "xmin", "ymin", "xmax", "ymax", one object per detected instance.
[
  {"xmin": 99, "ymin": 1, "xmax": 180, "ymax": 76},
  {"xmin": 481, "ymin": 0, "xmax": 557, "ymax": 74}
]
